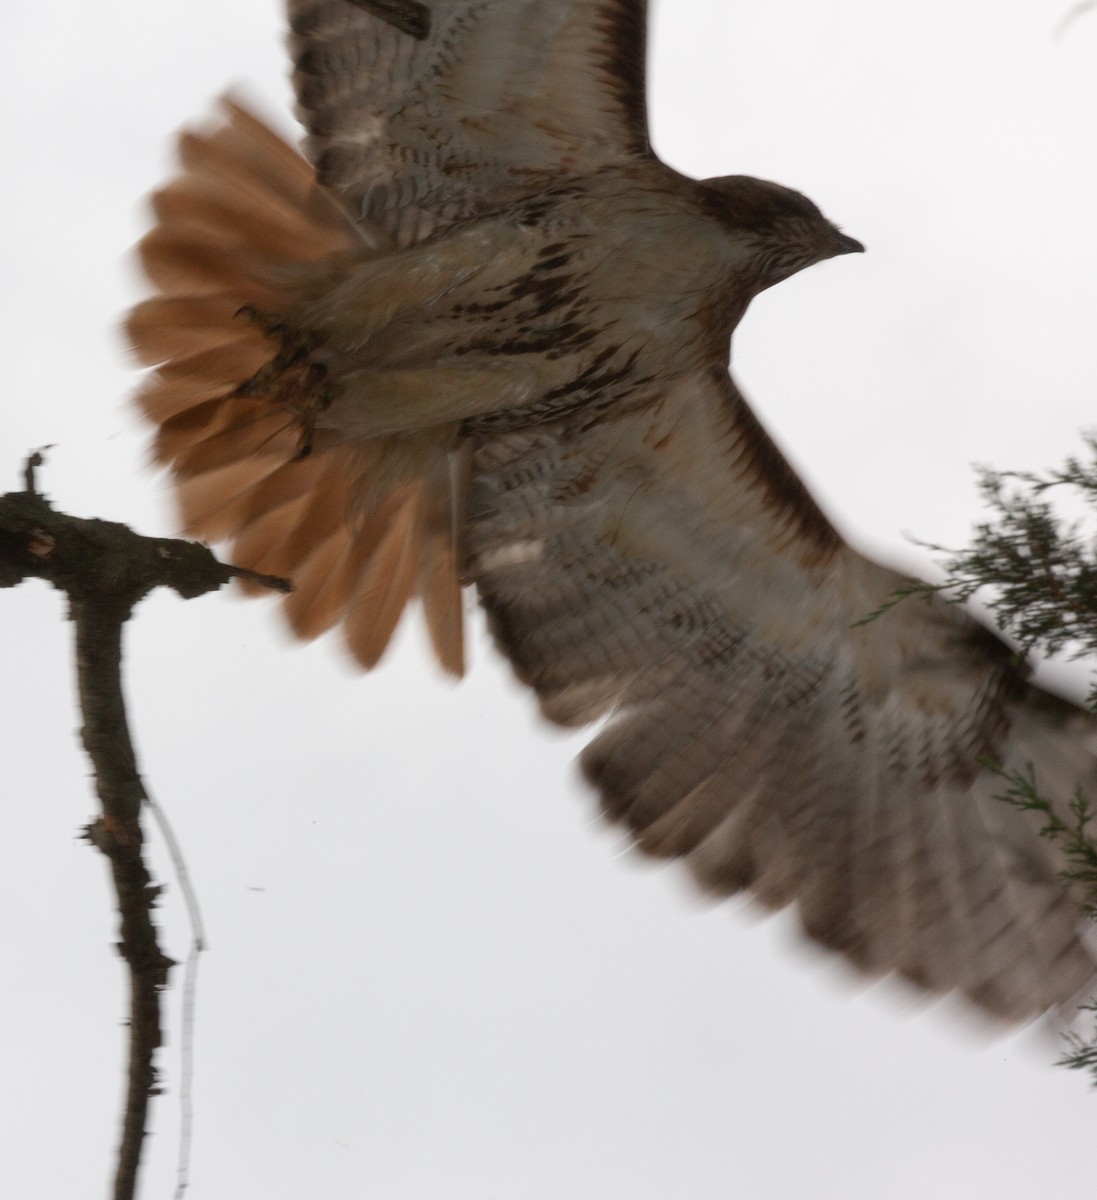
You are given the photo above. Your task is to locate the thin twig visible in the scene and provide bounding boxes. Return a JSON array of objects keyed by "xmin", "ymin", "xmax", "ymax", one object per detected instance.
[
  {"xmin": 1056, "ymin": 0, "xmax": 1097, "ymax": 38},
  {"xmin": 145, "ymin": 793, "xmax": 207, "ymax": 1199}
]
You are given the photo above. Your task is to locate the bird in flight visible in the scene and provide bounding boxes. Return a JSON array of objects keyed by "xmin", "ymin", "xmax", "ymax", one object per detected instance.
[{"xmin": 127, "ymin": 0, "xmax": 1097, "ymax": 1023}]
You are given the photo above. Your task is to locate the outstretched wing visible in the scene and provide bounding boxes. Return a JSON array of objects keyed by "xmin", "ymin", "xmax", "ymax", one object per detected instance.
[
  {"xmin": 466, "ymin": 366, "xmax": 1097, "ymax": 1020},
  {"xmin": 288, "ymin": 0, "xmax": 650, "ymax": 243}
]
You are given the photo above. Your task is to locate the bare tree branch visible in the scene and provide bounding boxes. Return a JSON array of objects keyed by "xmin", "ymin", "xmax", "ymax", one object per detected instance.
[{"xmin": 0, "ymin": 455, "xmax": 289, "ymax": 1200}]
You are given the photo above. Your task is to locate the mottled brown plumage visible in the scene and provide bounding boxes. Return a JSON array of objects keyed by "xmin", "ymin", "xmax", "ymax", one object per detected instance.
[{"xmin": 127, "ymin": 0, "xmax": 1097, "ymax": 1022}]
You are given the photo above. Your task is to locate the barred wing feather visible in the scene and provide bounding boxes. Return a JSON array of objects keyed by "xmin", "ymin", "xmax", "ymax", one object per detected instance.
[
  {"xmin": 288, "ymin": 0, "xmax": 651, "ymax": 243},
  {"xmin": 466, "ymin": 367, "xmax": 1097, "ymax": 1020}
]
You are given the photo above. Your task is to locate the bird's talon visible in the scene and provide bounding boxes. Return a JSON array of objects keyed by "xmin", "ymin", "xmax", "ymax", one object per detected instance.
[{"xmin": 235, "ymin": 304, "xmax": 288, "ymax": 338}]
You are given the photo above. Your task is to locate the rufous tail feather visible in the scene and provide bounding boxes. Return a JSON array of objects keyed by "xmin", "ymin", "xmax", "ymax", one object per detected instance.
[{"xmin": 126, "ymin": 98, "xmax": 466, "ymax": 675}]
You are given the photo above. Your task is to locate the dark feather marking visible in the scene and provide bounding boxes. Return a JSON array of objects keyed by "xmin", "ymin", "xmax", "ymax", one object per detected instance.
[
  {"xmin": 345, "ymin": 0, "xmax": 431, "ymax": 40},
  {"xmin": 452, "ymin": 243, "xmax": 590, "ymax": 352},
  {"xmin": 465, "ymin": 349, "xmax": 651, "ymax": 434},
  {"xmin": 722, "ymin": 373, "xmax": 841, "ymax": 561},
  {"xmin": 592, "ymin": 1, "xmax": 652, "ymax": 159},
  {"xmin": 884, "ymin": 722, "xmax": 909, "ymax": 780},
  {"xmin": 838, "ymin": 678, "xmax": 867, "ymax": 744}
]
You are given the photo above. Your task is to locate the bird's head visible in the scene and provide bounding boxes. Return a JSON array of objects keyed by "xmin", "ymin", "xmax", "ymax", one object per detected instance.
[{"xmin": 701, "ymin": 175, "xmax": 863, "ymax": 294}]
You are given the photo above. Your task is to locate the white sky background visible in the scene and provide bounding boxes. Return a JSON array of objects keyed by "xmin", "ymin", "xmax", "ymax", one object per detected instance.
[{"xmin": 2, "ymin": 1, "xmax": 1097, "ymax": 1196}]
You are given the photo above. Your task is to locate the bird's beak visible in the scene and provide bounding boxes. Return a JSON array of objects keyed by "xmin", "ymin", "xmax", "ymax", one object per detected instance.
[{"xmin": 833, "ymin": 231, "xmax": 865, "ymax": 255}]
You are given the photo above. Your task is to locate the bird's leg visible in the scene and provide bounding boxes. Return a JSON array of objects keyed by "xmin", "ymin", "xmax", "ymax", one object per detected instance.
[{"xmin": 233, "ymin": 305, "xmax": 333, "ymax": 458}]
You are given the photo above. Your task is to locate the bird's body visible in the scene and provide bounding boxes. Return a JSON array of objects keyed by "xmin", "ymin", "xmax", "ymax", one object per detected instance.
[
  {"xmin": 128, "ymin": 0, "xmax": 1097, "ymax": 1022},
  {"xmin": 261, "ymin": 163, "xmax": 858, "ymax": 446},
  {"xmin": 302, "ymin": 165, "xmax": 746, "ymax": 437}
]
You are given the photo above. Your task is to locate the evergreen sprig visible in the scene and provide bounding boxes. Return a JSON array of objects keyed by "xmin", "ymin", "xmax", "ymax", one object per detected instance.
[{"xmin": 872, "ymin": 437, "xmax": 1097, "ymax": 1083}]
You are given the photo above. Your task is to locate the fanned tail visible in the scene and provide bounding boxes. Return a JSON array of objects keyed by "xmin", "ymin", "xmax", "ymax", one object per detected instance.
[{"xmin": 126, "ymin": 98, "xmax": 465, "ymax": 674}]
